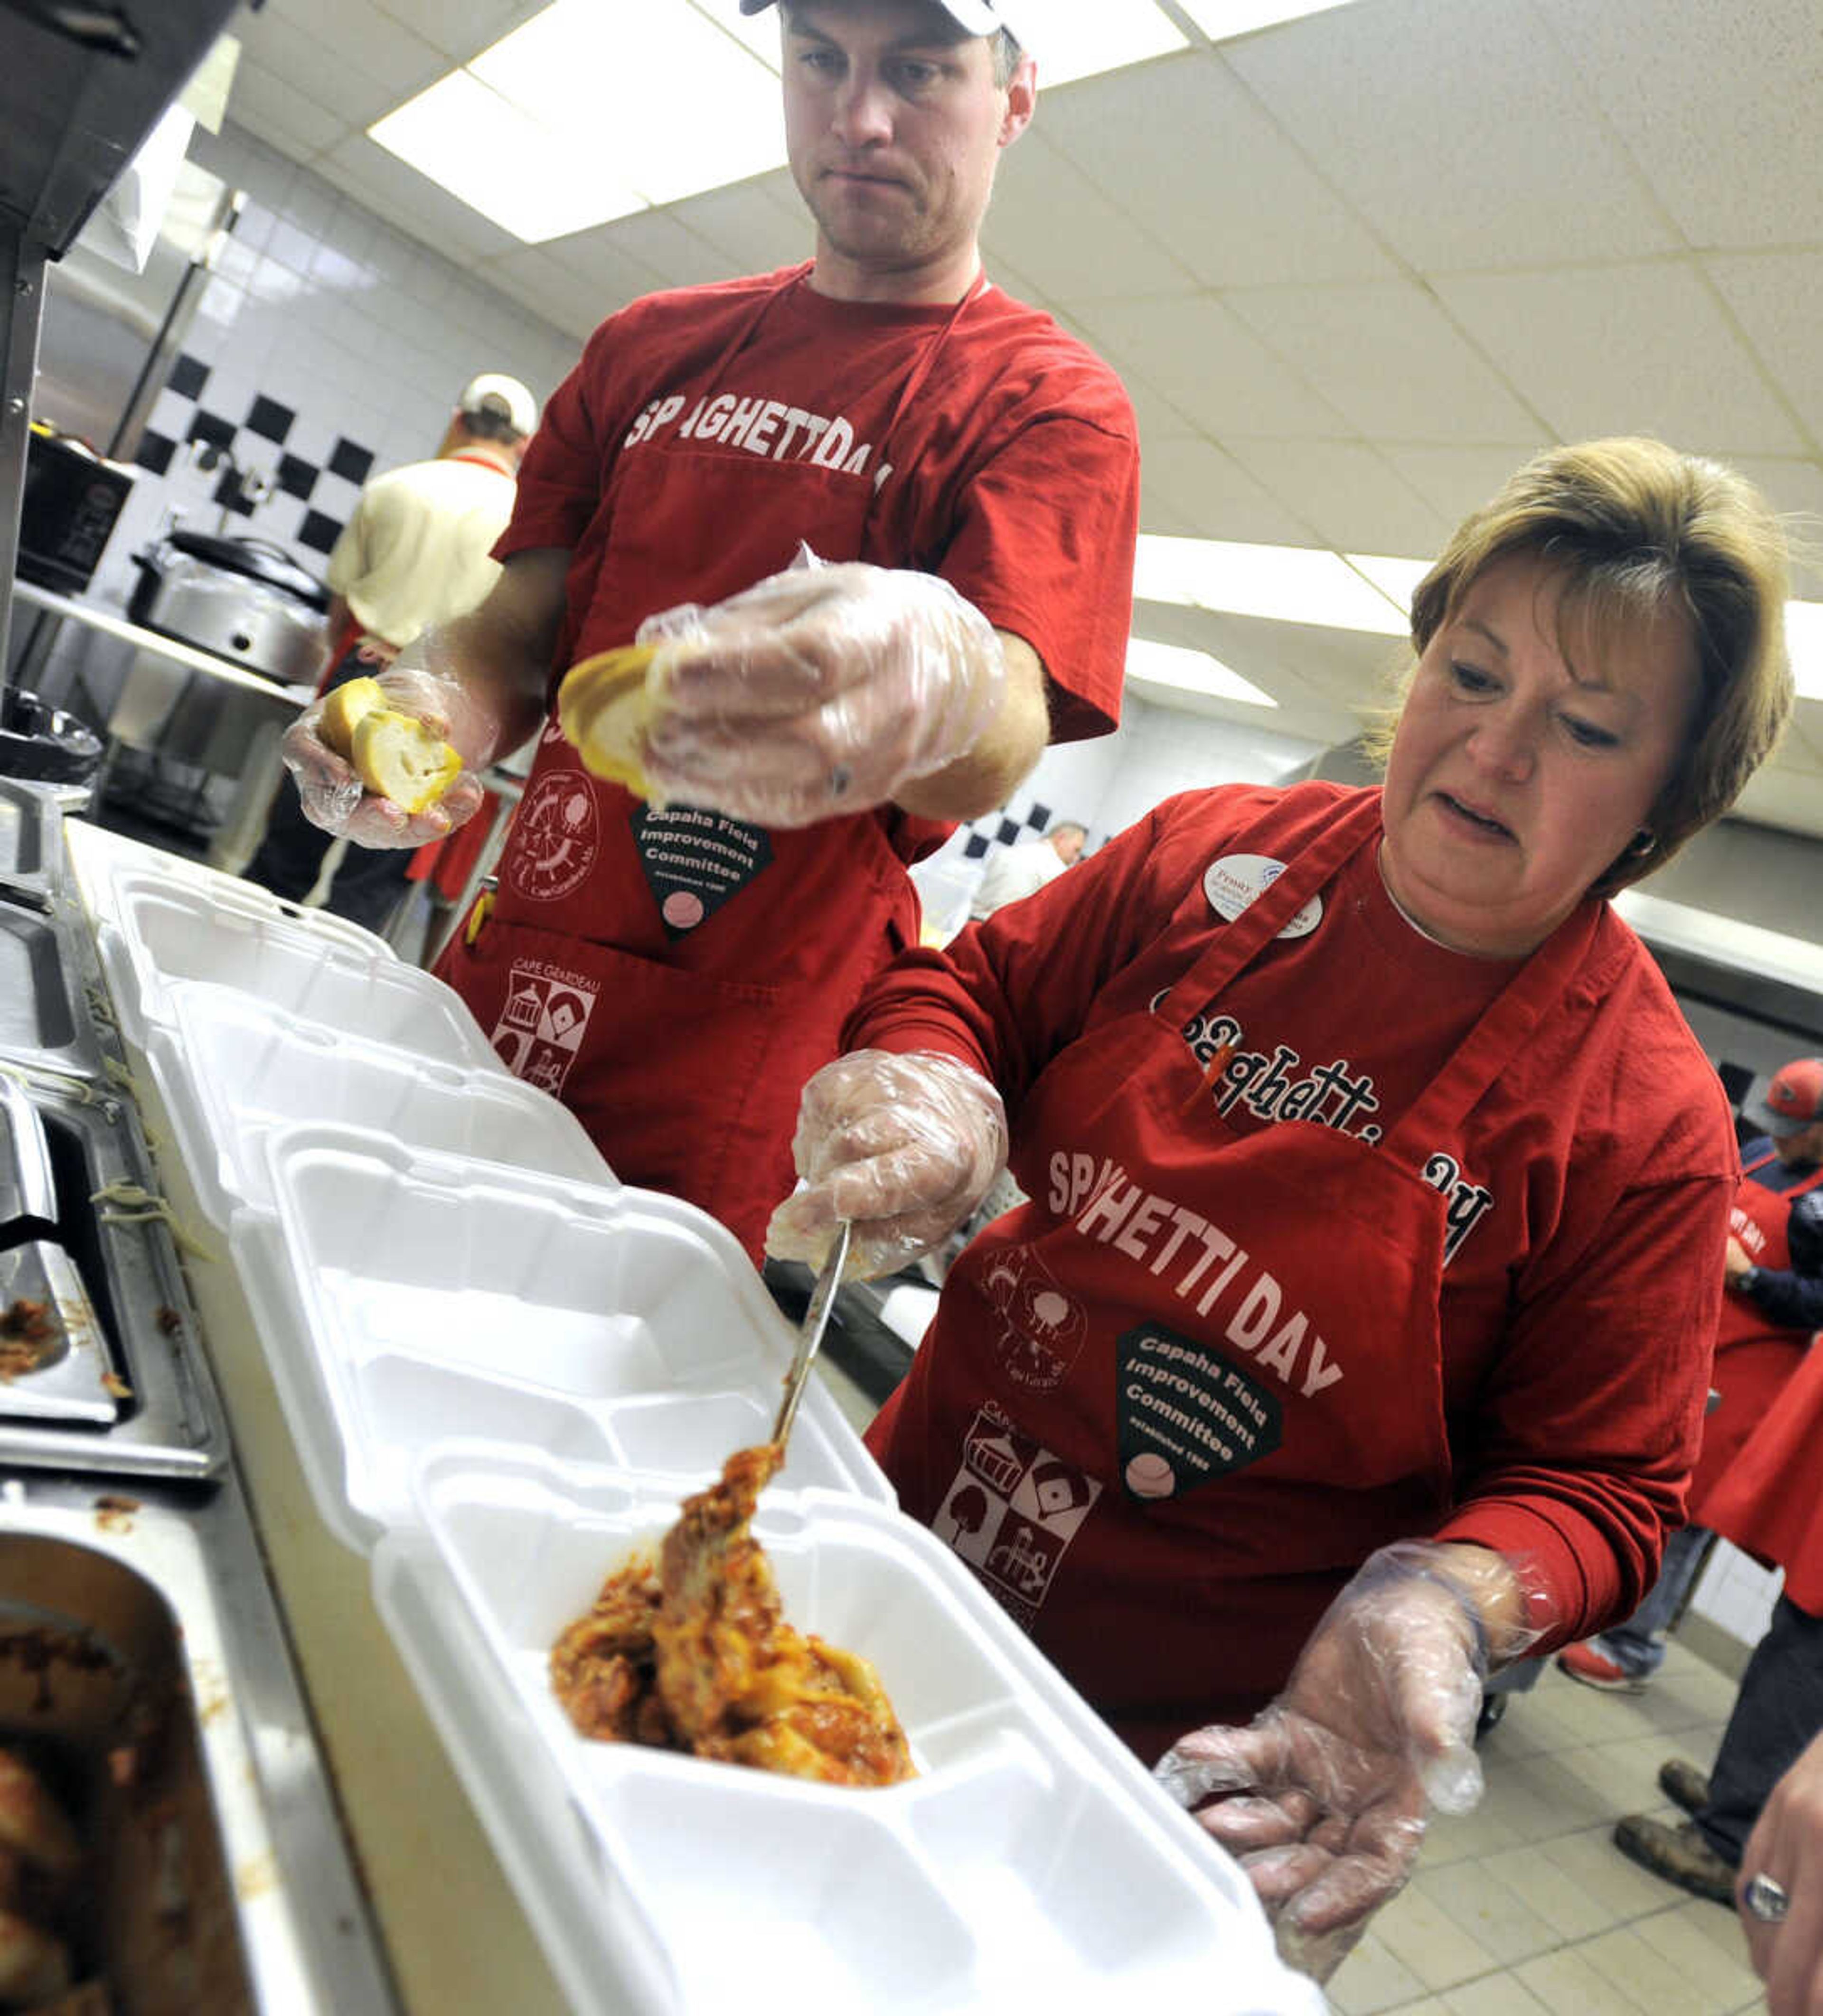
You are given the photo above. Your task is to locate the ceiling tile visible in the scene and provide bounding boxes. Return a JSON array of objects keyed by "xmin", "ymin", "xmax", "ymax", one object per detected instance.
[
  {"xmin": 314, "ymin": 136, "xmax": 520, "ymax": 266},
  {"xmin": 371, "ymin": 0, "xmax": 545, "ymax": 62},
  {"xmin": 1531, "ymin": 0, "xmax": 1823, "ymax": 251},
  {"xmin": 1224, "ymin": 279, "xmax": 1547, "ymax": 442},
  {"xmin": 1721, "ymin": 454, "xmax": 1823, "ymax": 600},
  {"xmin": 1377, "ymin": 443, "xmax": 1554, "ymax": 533},
  {"xmin": 1224, "ymin": 0, "xmax": 1679, "ymax": 273},
  {"xmin": 1068, "ymin": 292, "xmax": 1351, "ymax": 440},
  {"xmin": 1704, "ymin": 253, "xmax": 1823, "ymax": 451},
  {"xmin": 663, "ymin": 180, "xmax": 812, "ymax": 279},
  {"xmin": 1433, "ymin": 261, "xmax": 1810, "ymax": 458},
  {"xmin": 1138, "ymin": 436, "xmax": 1317, "ymax": 544},
  {"xmin": 531, "ymin": 228, "xmax": 670, "ymax": 313},
  {"xmin": 224, "ymin": 58, "xmax": 346, "ymax": 160},
  {"xmin": 984, "ymin": 131, "xmax": 1201, "ymax": 302},
  {"xmin": 594, "ymin": 209, "xmax": 741, "ymax": 292},
  {"xmin": 237, "ymin": 0, "xmax": 446, "ymax": 129},
  {"xmin": 474, "ymin": 248, "xmax": 611, "ymax": 345},
  {"xmin": 1035, "ymin": 52, "xmax": 1398, "ymax": 287},
  {"xmin": 1222, "ymin": 438, "xmax": 1454, "ymax": 555}
]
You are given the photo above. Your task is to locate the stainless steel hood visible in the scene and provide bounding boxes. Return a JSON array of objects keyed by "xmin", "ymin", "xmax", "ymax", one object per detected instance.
[{"xmin": 1, "ymin": 0, "xmax": 244, "ymax": 674}]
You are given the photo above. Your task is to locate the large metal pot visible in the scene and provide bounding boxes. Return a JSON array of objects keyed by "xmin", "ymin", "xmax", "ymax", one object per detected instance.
[{"xmin": 128, "ymin": 532, "xmax": 329, "ymax": 686}]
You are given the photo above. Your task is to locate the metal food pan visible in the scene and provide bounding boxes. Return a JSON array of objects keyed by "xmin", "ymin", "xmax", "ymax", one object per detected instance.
[{"xmin": 0, "ymin": 1530, "xmax": 255, "ymax": 2014}]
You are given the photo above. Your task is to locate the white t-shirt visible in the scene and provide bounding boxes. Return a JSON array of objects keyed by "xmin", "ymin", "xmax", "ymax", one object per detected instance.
[
  {"xmin": 968, "ymin": 838, "xmax": 1071, "ymax": 919},
  {"xmin": 326, "ymin": 450, "xmax": 517, "ymax": 649}
]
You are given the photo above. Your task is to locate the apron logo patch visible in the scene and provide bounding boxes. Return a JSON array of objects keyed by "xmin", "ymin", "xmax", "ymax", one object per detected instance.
[
  {"xmin": 489, "ymin": 960, "xmax": 598, "ymax": 1095},
  {"xmin": 507, "ymin": 769, "xmax": 601, "ymax": 904},
  {"xmin": 933, "ymin": 1404, "xmax": 1102, "ymax": 1629},
  {"xmin": 1117, "ymin": 1321, "xmax": 1283, "ymax": 1499},
  {"xmin": 1203, "ymin": 853, "xmax": 1322, "ymax": 939},
  {"xmin": 632, "ymin": 805, "xmax": 774, "ymax": 938},
  {"xmin": 978, "ymin": 1241, "xmax": 1088, "ymax": 1391}
]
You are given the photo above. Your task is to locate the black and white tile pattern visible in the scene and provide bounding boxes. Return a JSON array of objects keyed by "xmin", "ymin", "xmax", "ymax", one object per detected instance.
[{"xmin": 134, "ymin": 350, "xmax": 374, "ymax": 554}]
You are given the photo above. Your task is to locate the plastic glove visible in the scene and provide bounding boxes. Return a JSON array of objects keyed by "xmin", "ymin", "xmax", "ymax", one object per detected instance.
[
  {"xmin": 1154, "ymin": 1541, "xmax": 1545, "ymax": 1982},
  {"xmin": 765, "ymin": 1050, "xmax": 1007, "ymax": 1280},
  {"xmin": 278, "ymin": 664, "xmax": 492, "ymax": 849},
  {"xmin": 1738, "ymin": 1726, "xmax": 1823, "ymax": 2014},
  {"xmin": 636, "ymin": 559, "xmax": 1006, "ymax": 828}
]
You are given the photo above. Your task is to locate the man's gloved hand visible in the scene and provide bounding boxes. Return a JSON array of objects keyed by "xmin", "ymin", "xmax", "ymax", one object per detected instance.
[
  {"xmin": 636, "ymin": 561, "xmax": 1006, "ymax": 828},
  {"xmin": 1154, "ymin": 1542, "xmax": 1542, "ymax": 1982},
  {"xmin": 765, "ymin": 1049, "xmax": 1007, "ymax": 1280},
  {"xmin": 279, "ymin": 666, "xmax": 490, "ymax": 849}
]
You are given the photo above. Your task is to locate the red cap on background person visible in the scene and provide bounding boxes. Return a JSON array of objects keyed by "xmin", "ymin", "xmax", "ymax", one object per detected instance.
[{"xmin": 1743, "ymin": 1058, "xmax": 1823, "ymax": 1137}]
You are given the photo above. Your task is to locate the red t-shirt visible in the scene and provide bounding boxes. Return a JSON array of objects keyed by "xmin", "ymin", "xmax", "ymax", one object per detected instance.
[
  {"xmin": 850, "ymin": 781, "xmax": 1739, "ymax": 1647},
  {"xmin": 499, "ymin": 264, "xmax": 1139, "ymax": 748}
]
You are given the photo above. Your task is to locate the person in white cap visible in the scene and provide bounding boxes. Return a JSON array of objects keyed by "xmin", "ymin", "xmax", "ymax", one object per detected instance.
[
  {"xmin": 245, "ymin": 373, "xmax": 539, "ymax": 929},
  {"xmin": 267, "ymin": 0, "xmax": 1140, "ymax": 1260}
]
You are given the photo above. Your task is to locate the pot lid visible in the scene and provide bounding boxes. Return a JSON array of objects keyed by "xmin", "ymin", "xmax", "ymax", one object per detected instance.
[{"xmin": 163, "ymin": 532, "xmax": 330, "ymax": 611}]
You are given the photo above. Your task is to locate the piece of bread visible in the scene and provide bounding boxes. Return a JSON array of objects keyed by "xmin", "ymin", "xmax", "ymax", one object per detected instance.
[
  {"xmin": 349, "ymin": 709, "xmax": 462, "ymax": 815},
  {"xmin": 558, "ymin": 644, "xmax": 657, "ymax": 795},
  {"xmin": 318, "ymin": 676, "xmax": 388, "ymax": 759}
]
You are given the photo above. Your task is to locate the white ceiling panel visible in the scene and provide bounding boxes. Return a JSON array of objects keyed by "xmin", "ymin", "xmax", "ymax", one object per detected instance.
[
  {"xmin": 1221, "ymin": 438, "xmax": 1452, "ymax": 555},
  {"xmin": 1068, "ymin": 292, "xmax": 1350, "ymax": 440},
  {"xmin": 236, "ymin": 0, "xmax": 445, "ymax": 130},
  {"xmin": 314, "ymin": 134, "xmax": 521, "ymax": 264},
  {"xmin": 983, "ymin": 131, "xmax": 1200, "ymax": 303},
  {"xmin": 1376, "ymin": 442, "xmax": 1558, "ymax": 533},
  {"xmin": 369, "ymin": 0, "xmax": 544, "ymax": 61},
  {"xmin": 1433, "ymin": 261, "xmax": 1811, "ymax": 459},
  {"xmin": 1704, "ymin": 253, "xmax": 1823, "ymax": 450},
  {"xmin": 227, "ymin": 57, "xmax": 344, "ymax": 158},
  {"xmin": 1035, "ymin": 52, "xmax": 1398, "ymax": 289},
  {"xmin": 1531, "ymin": 0, "xmax": 1823, "ymax": 252},
  {"xmin": 590, "ymin": 208, "xmax": 743, "ymax": 293},
  {"xmin": 1223, "ymin": 279, "xmax": 1547, "ymax": 442},
  {"xmin": 1224, "ymin": 0, "xmax": 1679, "ymax": 273},
  {"xmin": 663, "ymin": 178, "xmax": 813, "ymax": 280},
  {"xmin": 1138, "ymin": 437, "xmax": 1318, "ymax": 544}
]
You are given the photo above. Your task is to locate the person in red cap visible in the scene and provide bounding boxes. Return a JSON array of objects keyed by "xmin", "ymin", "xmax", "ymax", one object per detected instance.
[
  {"xmin": 258, "ymin": 0, "xmax": 1138, "ymax": 1262},
  {"xmin": 1558, "ymin": 1055, "xmax": 1823, "ymax": 1700}
]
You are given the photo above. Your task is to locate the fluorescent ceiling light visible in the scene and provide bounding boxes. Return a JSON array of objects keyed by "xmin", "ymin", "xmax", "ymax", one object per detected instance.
[
  {"xmin": 372, "ymin": 0, "xmax": 784, "ymax": 244},
  {"xmin": 371, "ymin": 71, "xmax": 647, "ymax": 242},
  {"xmin": 1127, "ymin": 637, "xmax": 1278, "ymax": 707},
  {"xmin": 1134, "ymin": 533, "xmax": 1410, "ymax": 635},
  {"xmin": 1784, "ymin": 600, "xmax": 1823, "ymax": 701},
  {"xmin": 1178, "ymin": 0, "xmax": 1363, "ymax": 41},
  {"xmin": 1017, "ymin": 2, "xmax": 1189, "ymax": 87}
]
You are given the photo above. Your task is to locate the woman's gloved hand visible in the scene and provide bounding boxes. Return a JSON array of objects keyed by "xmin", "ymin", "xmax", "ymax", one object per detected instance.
[
  {"xmin": 1154, "ymin": 1542, "xmax": 1545, "ymax": 1982},
  {"xmin": 765, "ymin": 1050, "xmax": 1007, "ymax": 1280},
  {"xmin": 279, "ymin": 665, "xmax": 491, "ymax": 848},
  {"xmin": 636, "ymin": 560, "xmax": 1006, "ymax": 828}
]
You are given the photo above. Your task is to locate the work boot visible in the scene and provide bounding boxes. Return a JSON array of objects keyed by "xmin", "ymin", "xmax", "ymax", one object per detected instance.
[
  {"xmin": 1556, "ymin": 1641, "xmax": 1648, "ymax": 1692},
  {"xmin": 1613, "ymin": 1814, "xmax": 1736, "ymax": 1905},
  {"xmin": 1658, "ymin": 1758, "xmax": 1711, "ymax": 1818}
]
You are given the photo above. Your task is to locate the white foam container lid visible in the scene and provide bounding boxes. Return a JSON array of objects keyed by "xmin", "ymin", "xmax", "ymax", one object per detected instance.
[
  {"xmin": 375, "ymin": 1443, "xmax": 1327, "ymax": 2016},
  {"xmin": 89, "ymin": 868, "xmax": 485, "ymax": 1061},
  {"xmin": 147, "ymin": 977, "xmax": 608, "ymax": 1228},
  {"xmin": 230, "ymin": 1122, "xmax": 894, "ymax": 1553}
]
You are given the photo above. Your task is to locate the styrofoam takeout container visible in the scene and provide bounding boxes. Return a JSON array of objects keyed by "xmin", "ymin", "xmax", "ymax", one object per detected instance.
[
  {"xmin": 374, "ymin": 1443, "xmax": 1327, "ymax": 2016},
  {"xmin": 146, "ymin": 978, "xmax": 609, "ymax": 1228},
  {"xmin": 91, "ymin": 871, "xmax": 493, "ymax": 1060},
  {"xmin": 230, "ymin": 1122, "xmax": 894, "ymax": 1553}
]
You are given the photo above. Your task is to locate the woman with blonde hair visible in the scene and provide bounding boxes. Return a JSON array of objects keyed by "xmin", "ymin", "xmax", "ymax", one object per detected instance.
[{"xmin": 768, "ymin": 437, "xmax": 1795, "ymax": 1978}]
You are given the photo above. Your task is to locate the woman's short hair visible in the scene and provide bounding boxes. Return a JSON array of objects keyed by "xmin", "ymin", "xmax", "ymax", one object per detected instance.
[{"xmin": 1367, "ymin": 437, "xmax": 1795, "ymax": 896}]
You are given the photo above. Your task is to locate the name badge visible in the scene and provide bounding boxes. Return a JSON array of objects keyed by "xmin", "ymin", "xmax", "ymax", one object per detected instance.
[{"xmin": 1203, "ymin": 853, "xmax": 1321, "ymax": 939}]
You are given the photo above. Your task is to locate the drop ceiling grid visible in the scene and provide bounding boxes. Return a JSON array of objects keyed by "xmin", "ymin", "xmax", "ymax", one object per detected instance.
[
  {"xmin": 234, "ymin": 0, "xmax": 444, "ymax": 132},
  {"xmin": 1216, "ymin": 437, "xmax": 1453, "ymax": 555}
]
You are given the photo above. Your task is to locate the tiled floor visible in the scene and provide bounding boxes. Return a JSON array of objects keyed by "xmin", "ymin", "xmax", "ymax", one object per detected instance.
[
  {"xmin": 810, "ymin": 1356, "xmax": 1766, "ymax": 2016},
  {"xmin": 1320, "ymin": 1641, "xmax": 1762, "ymax": 2014}
]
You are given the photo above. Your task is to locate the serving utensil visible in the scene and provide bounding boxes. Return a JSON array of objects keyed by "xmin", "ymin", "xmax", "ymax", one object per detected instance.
[{"xmin": 771, "ymin": 1220, "xmax": 852, "ymax": 1450}]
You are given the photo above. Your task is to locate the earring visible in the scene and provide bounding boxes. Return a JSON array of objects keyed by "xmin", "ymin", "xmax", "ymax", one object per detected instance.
[{"xmin": 1627, "ymin": 829, "xmax": 1655, "ymax": 857}]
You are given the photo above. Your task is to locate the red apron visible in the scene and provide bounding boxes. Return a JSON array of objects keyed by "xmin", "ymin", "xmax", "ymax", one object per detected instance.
[
  {"xmin": 1688, "ymin": 1153, "xmax": 1823, "ymax": 1514},
  {"xmin": 867, "ymin": 792, "xmax": 1603, "ymax": 1762},
  {"xmin": 1704, "ymin": 1337, "xmax": 1823, "ymax": 1615},
  {"xmin": 434, "ymin": 271, "xmax": 979, "ymax": 1258}
]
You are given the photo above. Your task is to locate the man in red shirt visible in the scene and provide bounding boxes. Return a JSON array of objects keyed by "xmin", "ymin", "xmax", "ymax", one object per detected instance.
[{"xmin": 268, "ymin": 0, "xmax": 1139, "ymax": 1257}]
